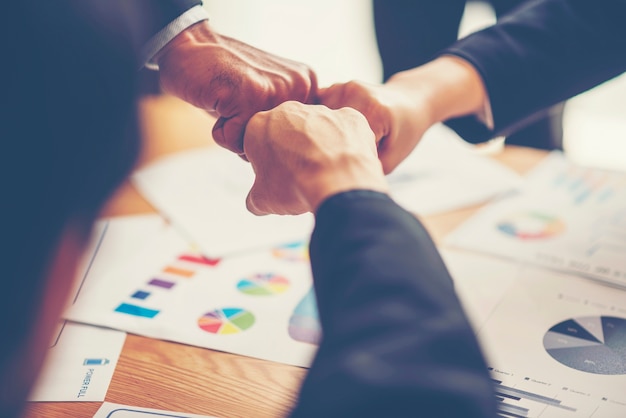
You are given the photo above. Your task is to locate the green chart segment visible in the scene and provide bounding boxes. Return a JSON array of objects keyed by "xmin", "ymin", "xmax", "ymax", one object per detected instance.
[
  {"xmin": 543, "ymin": 316, "xmax": 626, "ymax": 375},
  {"xmin": 198, "ymin": 308, "xmax": 255, "ymax": 335}
]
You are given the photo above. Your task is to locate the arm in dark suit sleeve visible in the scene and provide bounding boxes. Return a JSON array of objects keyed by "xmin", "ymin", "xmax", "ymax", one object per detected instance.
[
  {"xmin": 442, "ymin": 0, "xmax": 626, "ymax": 142},
  {"xmin": 86, "ymin": 0, "xmax": 203, "ymax": 67},
  {"xmin": 290, "ymin": 191, "xmax": 497, "ymax": 418}
]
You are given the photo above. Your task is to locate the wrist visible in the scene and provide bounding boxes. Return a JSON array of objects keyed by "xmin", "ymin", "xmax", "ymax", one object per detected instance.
[
  {"xmin": 386, "ymin": 55, "xmax": 488, "ymax": 126},
  {"xmin": 296, "ymin": 162, "xmax": 389, "ymax": 212}
]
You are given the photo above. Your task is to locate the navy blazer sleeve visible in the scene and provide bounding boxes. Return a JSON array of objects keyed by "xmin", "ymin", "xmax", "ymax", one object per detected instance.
[
  {"xmin": 132, "ymin": 0, "xmax": 201, "ymax": 43},
  {"xmin": 290, "ymin": 191, "xmax": 497, "ymax": 418},
  {"xmin": 442, "ymin": 0, "xmax": 626, "ymax": 143},
  {"xmin": 64, "ymin": 1, "xmax": 202, "ymax": 68},
  {"xmin": 120, "ymin": 0, "xmax": 202, "ymax": 56}
]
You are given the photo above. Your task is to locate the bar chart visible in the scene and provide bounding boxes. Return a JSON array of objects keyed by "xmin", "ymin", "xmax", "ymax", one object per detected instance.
[{"xmin": 65, "ymin": 227, "xmax": 318, "ymax": 367}]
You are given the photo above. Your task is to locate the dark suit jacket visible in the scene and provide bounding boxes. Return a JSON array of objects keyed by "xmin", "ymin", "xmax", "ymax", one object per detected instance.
[
  {"xmin": 290, "ymin": 191, "xmax": 497, "ymax": 417},
  {"xmin": 101, "ymin": 0, "xmax": 202, "ymax": 62},
  {"xmin": 442, "ymin": 0, "xmax": 626, "ymax": 143}
]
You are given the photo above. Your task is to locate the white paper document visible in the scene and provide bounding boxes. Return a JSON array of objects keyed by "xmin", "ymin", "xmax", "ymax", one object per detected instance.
[
  {"xmin": 446, "ymin": 152, "xmax": 626, "ymax": 287},
  {"xmin": 441, "ymin": 249, "xmax": 520, "ymax": 331},
  {"xmin": 28, "ymin": 322, "xmax": 125, "ymax": 402},
  {"xmin": 65, "ymin": 226, "xmax": 319, "ymax": 367},
  {"xmin": 132, "ymin": 147, "xmax": 314, "ymax": 257},
  {"xmin": 94, "ymin": 402, "xmax": 216, "ymax": 418},
  {"xmin": 388, "ymin": 124, "xmax": 522, "ymax": 215},
  {"xmin": 70, "ymin": 214, "xmax": 168, "ymax": 304},
  {"xmin": 479, "ymin": 263, "xmax": 626, "ymax": 417},
  {"xmin": 29, "ymin": 215, "xmax": 166, "ymax": 402}
]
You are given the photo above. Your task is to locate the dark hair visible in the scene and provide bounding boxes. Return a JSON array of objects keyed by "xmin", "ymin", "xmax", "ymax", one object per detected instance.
[{"xmin": 0, "ymin": 2, "xmax": 139, "ymax": 414}]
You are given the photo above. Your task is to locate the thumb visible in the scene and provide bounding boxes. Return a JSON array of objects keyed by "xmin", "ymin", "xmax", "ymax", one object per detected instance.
[
  {"xmin": 245, "ymin": 184, "xmax": 268, "ymax": 216},
  {"xmin": 212, "ymin": 117, "xmax": 246, "ymax": 155}
]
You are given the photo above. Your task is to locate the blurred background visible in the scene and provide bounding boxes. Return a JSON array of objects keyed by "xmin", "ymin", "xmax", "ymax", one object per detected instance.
[{"xmin": 202, "ymin": 0, "xmax": 626, "ymax": 171}]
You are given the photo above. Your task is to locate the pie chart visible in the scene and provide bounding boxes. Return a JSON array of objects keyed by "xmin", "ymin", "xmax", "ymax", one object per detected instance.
[
  {"xmin": 497, "ymin": 211, "xmax": 565, "ymax": 240},
  {"xmin": 272, "ymin": 241, "xmax": 309, "ymax": 262},
  {"xmin": 543, "ymin": 316, "xmax": 626, "ymax": 375},
  {"xmin": 237, "ymin": 273, "xmax": 290, "ymax": 296},
  {"xmin": 198, "ymin": 308, "xmax": 255, "ymax": 335}
]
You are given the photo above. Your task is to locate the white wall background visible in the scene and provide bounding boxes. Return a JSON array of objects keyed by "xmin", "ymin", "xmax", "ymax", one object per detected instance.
[{"xmin": 203, "ymin": 0, "xmax": 382, "ymax": 86}]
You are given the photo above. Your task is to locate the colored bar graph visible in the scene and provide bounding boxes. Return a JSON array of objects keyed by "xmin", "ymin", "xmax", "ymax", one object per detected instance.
[
  {"xmin": 148, "ymin": 278, "xmax": 175, "ymax": 289},
  {"xmin": 131, "ymin": 290, "xmax": 150, "ymax": 300},
  {"xmin": 83, "ymin": 358, "xmax": 110, "ymax": 366},
  {"xmin": 163, "ymin": 266, "xmax": 195, "ymax": 278},
  {"xmin": 493, "ymin": 383, "xmax": 577, "ymax": 412},
  {"xmin": 497, "ymin": 401, "xmax": 529, "ymax": 417},
  {"xmin": 115, "ymin": 303, "xmax": 160, "ymax": 318},
  {"xmin": 497, "ymin": 392, "xmax": 521, "ymax": 401},
  {"xmin": 178, "ymin": 254, "xmax": 220, "ymax": 266},
  {"xmin": 497, "ymin": 410, "xmax": 526, "ymax": 418}
]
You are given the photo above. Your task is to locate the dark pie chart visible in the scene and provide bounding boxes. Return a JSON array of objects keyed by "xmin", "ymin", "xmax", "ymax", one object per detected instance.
[{"xmin": 543, "ymin": 316, "xmax": 626, "ymax": 375}]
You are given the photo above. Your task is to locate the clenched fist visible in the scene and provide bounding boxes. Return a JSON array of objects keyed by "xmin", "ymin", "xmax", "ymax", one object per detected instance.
[
  {"xmin": 158, "ymin": 21, "xmax": 318, "ymax": 158},
  {"xmin": 243, "ymin": 102, "xmax": 388, "ymax": 215}
]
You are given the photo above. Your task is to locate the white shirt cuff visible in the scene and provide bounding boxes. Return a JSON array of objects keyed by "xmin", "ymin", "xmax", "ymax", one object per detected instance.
[{"xmin": 141, "ymin": 5, "xmax": 209, "ymax": 70}]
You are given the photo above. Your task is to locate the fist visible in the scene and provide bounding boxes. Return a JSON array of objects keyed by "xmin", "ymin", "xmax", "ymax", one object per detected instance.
[
  {"xmin": 243, "ymin": 102, "xmax": 388, "ymax": 215},
  {"xmin": 158, "ymin": 22, "xmax": 318, "ymax": 158},
  {"xmin": 320, "ymin": 80, "xmax": 430, "ymax": 173}
]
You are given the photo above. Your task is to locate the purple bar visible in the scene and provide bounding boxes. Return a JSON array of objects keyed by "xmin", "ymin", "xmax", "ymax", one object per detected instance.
[{"xmin": 148, "ymin": 278, "xmax": 175, "ymax": 289}]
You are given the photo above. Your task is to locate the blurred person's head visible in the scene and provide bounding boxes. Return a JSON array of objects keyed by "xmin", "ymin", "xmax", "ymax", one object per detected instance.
[{"xmin": 0, "ymin": 2, "xmax": 140, "ymax": 415}]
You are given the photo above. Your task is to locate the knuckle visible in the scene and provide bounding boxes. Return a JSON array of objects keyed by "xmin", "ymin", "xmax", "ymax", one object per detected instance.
[
  {"xmin": 343, "ymin": 80, "xmax": 365, "ymax": 95},
  {"xmin": 338, "ymin": 105, "xmax": 364, "ymax": 120}
]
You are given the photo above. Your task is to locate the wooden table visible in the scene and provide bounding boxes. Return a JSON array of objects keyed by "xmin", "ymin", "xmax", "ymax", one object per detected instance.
[{"xmin": 23, "ymin": 95, "xmax": 546, "ymax": 418}]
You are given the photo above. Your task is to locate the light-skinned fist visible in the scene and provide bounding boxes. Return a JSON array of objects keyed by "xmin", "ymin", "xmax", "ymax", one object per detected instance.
[
  {"xmin": 243, "ymin": 102, "xmax": 388, "ymax": 216},
  {"xmin": 158, "ymin": 21, "xmax": 318, "ymax": 158}
]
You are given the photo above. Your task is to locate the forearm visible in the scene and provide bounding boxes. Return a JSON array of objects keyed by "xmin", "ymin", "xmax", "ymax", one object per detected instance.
[
  {"xmin": 291, "ymin": 191, "xmax": 497, "ymax": 417},
  {"xmin": 385, "ymin": 55, "xmax": 489, "ymax": 129}
]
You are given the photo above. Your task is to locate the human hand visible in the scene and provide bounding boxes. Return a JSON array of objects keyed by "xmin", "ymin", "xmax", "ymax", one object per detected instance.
[
  {"xmin": 319, "ymin": 80, "xmax": 432, "ymax": 174},
  {"xmin": 243, "ymin": 101, "xmax": 388, "ymax": 215},
  {"xmin": 320, "ymin": 57, "xmax": 490, "ymax": 173},
  {"xmin": 157, "ymin": 21, "xmax": 318, "ymax": 158}
]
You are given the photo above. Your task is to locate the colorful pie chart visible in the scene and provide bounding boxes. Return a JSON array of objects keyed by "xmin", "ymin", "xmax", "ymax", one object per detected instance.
[
  {"xmin": 198, "ymin": 308, "xmax": 255, "ymax": 335},
  {"xmin": 497, "ymin": 211, "xmax": 565, "ymax": 240},
  {"xmin": 272, "ymin": 241, "xmax": 309, "ymax": 262},
  {"xmin": 237, "ymin": 273, "xmax": 290, "ymax": 296}
]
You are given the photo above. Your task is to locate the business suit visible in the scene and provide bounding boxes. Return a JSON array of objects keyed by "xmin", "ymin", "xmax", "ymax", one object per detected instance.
[
  {"xmin": 443, "ymin": 0, "xmax": 626, "ymax": 143},
  {"xmin": 374, "ymin": 0, "xmax": 565, "ymax": 150},
  {"xmin": 290, "ymin": 191, "xmax": 498, "ymax": 417}
]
